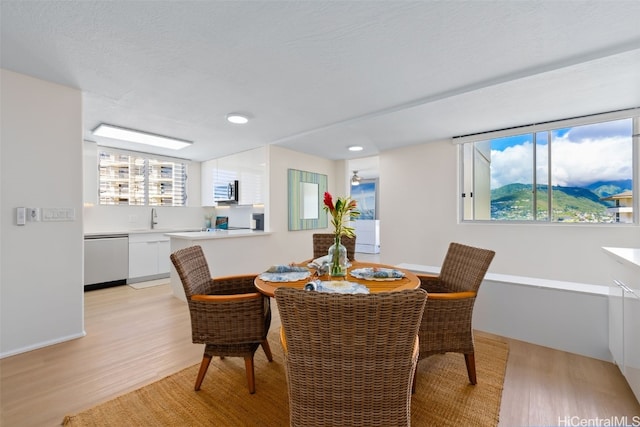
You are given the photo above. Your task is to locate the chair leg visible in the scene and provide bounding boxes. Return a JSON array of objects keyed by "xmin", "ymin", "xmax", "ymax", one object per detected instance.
[
  {"xmin": 244, "ymin": 356, "xmax": 256, "ymax": 394},
  {"xmin": 464, "ymin": 353, "xmax": 477, "ymax": 385},
  {"xmin": 195, "ymin": 355, "xmax": 212, "ymax": 391},
  {"xmin": 261, "ymin": 339, "xmax": 273, "ymax": 362}
]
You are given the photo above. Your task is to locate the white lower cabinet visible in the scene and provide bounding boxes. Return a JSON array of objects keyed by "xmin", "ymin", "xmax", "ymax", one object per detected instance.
[
  {"xmin": 129, "ymin": 233, "xmax": 170, "ymax": 282},
  {"xmin": 605, "ymin": 247, "xmax": 640, "ymax": 404},
  {"xmin": 158, "ymin": 239, "xmax": 170, "ymax": 272},
  {"xmin": 623, "ymin": 283, "xmax": 640, "ymax": 402}
]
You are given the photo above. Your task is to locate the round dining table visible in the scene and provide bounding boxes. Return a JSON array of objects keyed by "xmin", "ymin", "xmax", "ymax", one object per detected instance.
[{"xmin": 254, "ymin": 261, "xmax": 420, "ymax": 297}]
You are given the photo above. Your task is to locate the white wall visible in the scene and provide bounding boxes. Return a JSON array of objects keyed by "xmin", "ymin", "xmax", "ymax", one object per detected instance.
[
  {"xmin": 266, "ymin": 145, "xmax": 345, "ymax": 262},
  {"xmin": 379, "ymin": 140, "xmax": 640, "ymax": 286},
  {"xmin": 83, "ymin": 205, "xmax": 207, "ymax": 234},
  {"xmin": 1, "ymin": 70, "xmax": 85, "ymax": 357}
]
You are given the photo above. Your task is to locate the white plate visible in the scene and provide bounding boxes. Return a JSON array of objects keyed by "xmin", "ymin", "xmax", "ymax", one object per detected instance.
[
  {"xmin": 317, "ymin": 280, "xmax": 369, "ymax": 294},
  {"xmin": 258, "ymin": 271, "xmax": 310, "ymax": 282},
  {"xmin": 350, "ymin": 267, "xmax": 405, "ymax": 281}
]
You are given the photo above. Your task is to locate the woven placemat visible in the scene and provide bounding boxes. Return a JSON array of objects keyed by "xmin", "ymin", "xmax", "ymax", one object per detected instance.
[{"xmin": 62, "ymin": 332, "xmax": 508, "ymax": 426}]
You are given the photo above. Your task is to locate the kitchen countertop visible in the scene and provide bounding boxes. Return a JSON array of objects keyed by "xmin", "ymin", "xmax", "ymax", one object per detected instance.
[
  {"xmin": 166, "ymin": 230, "xmax": 271, "ymax": 240},
  {"xmin": 603, "ymin": 247, "xmax": 640, "ymax": 270},
  {"xmin": 84, "ymin": 228, "xmax": 201, "ymax": 238}
]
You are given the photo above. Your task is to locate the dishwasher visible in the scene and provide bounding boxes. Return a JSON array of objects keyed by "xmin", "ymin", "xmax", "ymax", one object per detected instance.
[{"xmin": 84, "ymin": 234, "xmax": 129, "ymax": 290}]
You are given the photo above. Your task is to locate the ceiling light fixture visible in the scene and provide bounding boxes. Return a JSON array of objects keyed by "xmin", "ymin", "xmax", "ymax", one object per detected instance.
[
  {"xmin": 92, "ymin": 124, "xmax": 192, "ymax": 150},
  {"xmin": 351, "ymin": 170, "xmax": 361, "ymax": 186},
  {"xmin": 348, "ymin": 145, "xmax": 364, "ymax": 152},
  {"xmin": 226, "ymin": 113, "xmax": 249, "ymax": 124}
]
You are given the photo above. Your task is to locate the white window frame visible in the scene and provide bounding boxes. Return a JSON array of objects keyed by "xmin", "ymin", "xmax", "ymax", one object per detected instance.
[
  {"xmin": 98, "ymin": 148, "xmax": 188, "ymax": 207},
  {"xmin": 456, "ymin": 109, "xmax": 639, "ymax": 225}
]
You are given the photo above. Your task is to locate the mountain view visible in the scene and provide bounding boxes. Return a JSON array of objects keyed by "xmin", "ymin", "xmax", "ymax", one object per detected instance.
[{"xmin": 491, "ymin": 179, "xmax": 632, "ymax": 222}]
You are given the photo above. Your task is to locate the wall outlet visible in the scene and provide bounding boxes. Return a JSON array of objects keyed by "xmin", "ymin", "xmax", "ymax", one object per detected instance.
[{"xmin": 27, "ymin": 208, "xmax": 41, "ymax": 221}]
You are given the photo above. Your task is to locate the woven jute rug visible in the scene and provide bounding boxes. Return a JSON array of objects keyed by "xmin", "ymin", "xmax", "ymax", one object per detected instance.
[{"xmin": 62, "ymin": 332, "xmax": 508, "ymax": 426}]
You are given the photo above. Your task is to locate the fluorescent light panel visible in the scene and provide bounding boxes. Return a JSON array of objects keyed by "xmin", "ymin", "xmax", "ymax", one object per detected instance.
[{"xmin": 92, "ymin": 124, "xmax": 192, "ymax": 150}]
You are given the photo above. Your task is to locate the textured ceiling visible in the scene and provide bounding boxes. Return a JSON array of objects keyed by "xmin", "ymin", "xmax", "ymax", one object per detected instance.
[{"xmin": 2, "ymin": 1, "xmax": 640, "ymax": 172}]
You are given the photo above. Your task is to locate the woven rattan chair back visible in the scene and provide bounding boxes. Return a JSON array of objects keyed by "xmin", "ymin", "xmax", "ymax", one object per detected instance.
[
  {"xmin": 170, "ymin": 245, "xmax": 212, "ymax": 298},
  {"xmin": 275, "ymin": 288, "xmax": 426, "ymax": 427},
  {"xmin": 312, "ymin": 233, "xmax": 356, "ymax": 261},
  {"xmin": 170, "ymin": 245, "xmax": 273, "ymax": 394},
  {"xmin": 438, "ymin": 242, "xmax": 496, "ymax": 293},
  {"xmin": 415, "ymin": 242, "xmax": 495, "ymax": 387}
]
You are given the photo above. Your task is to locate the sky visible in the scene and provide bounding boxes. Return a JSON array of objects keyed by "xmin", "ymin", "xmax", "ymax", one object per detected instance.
[{"xmin": 489, "ymin": 118, "xmax": 633, "ymax": 188}]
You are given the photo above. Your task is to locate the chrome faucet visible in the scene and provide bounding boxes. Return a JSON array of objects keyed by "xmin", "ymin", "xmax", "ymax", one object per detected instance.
[{"xmin": 151, "ymin": 208, "xmax": 158, "ymax": 229}]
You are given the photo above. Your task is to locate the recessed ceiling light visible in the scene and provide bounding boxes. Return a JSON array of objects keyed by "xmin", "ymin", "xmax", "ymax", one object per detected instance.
[
  {"xmin": 92, "ymin": 123, "xmax": 192, "ymax": 150},
  {"xmin": 226, "ymin": 113, "xmax": 249, "ymax": 124},
  {"xmin": 348, "ymin": 145, "xmax": 363, "ymax": 152}
]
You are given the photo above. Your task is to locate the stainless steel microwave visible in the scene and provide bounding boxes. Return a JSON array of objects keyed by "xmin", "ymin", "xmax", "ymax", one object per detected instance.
[{"xmin": 213, "ymin": 180, "xmax": 239, "ymax": 203}]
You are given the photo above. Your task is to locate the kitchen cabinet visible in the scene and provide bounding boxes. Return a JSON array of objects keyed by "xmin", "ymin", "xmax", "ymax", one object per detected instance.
[
  {"xmin": 604, "ymin": 247, "xmax": 640, "ymax": 403},
  {"xmin": 202, "ymin": 159, "xmax": 238, "ymax": 205},
  {"xmin": 236, "ymin": 147, "xmax": 265, "ymax": 205},
  {"xmin": 624, "ymin": 285, "xmax": 640, "ymax": 403},
  {"xmin": 128, "ymin": 233, "xmax": 170, "ymax": 282},
  {"xmin": 201, "ymin": 147, "xmax": 266, "ymax": 206}
]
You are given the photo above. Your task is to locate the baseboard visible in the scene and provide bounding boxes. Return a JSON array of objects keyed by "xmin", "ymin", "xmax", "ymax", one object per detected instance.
[{"xmin": 0, "ymin": 331, "xmax": 86, "ymax": 359}]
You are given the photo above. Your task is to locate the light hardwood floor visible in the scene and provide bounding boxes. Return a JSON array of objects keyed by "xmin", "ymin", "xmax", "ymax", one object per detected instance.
[{"xmin": 1, "ymin": 283, "xmax": 639, "ymax": 427}]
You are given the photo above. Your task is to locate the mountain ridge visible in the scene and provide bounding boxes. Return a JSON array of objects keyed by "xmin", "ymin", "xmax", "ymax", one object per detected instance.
[{"xmin": 490, "ymin": 179, "xmax": 631, "ymax": 221}]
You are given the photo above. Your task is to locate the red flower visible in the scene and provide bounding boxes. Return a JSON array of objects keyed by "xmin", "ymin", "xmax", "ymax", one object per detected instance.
[
  {"xmin": 322, "ymin": 191, "xmax": 360, "ymax": 238},
  {"xmin": 323, "ymin": 191, "xmax": 335, "ymax": 213}
]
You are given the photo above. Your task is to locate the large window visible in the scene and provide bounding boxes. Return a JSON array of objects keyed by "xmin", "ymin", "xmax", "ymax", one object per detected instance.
[
  {"xmin": 460, "ymin": 113, "xmax": 637, "ymax": 223},
  {"xmin": 98, "ymin": 150, "xmax": 187, "ymax": 206}
]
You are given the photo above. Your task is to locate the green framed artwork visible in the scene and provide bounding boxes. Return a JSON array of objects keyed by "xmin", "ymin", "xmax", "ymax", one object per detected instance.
[{"xmin": 288, "ymin": 169, "xmax": 328, "ymax": 231}]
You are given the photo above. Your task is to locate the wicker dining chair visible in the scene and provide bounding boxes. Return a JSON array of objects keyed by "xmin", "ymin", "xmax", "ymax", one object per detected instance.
[
  {"xmin": 312, "ymin": 233, "xmax": 356, "ymax": 261},
  {"xmin": 170, "ymin": 245, "xmax": 273, "ymax": 394},
  {"xmin": 275, "ymin": 288, "xmax": 427, "ymax": 427},
  {"xmin": 414, "ymin": 242, "xmax": 495, "ymax": 389}
]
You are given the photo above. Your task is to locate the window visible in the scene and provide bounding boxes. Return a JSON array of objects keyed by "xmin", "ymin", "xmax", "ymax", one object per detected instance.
[
  {"xmin": 460, "ymin": 112, "xmax": 637, "ymax": 223},
  {"xmin": 98, "ymin": 150, "xmax": 187, "ymax": 206}
]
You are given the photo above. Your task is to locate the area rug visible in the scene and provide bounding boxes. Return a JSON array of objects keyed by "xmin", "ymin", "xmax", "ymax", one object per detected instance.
[{"xmin": 62, "ymin": 332, "xmax": 508, "ymax": 426}]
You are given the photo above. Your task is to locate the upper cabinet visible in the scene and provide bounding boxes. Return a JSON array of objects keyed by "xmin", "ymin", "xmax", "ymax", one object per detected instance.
[
  {"xmin": 201, "ymin": 147, "xmax": 266, "ymax": 206},
  {"xmin": 201, "ymin": 159, "xmax": 217, "ymax": 207}
]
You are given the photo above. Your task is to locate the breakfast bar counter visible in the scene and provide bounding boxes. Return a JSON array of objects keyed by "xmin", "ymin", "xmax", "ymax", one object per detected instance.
[
  {"xmin": 167, "ymin": 230, "xmax": 273, "ymax": 301},
  {"xmin": 165, "ymin": 229, "xmax": 272, "ymax": 240}
]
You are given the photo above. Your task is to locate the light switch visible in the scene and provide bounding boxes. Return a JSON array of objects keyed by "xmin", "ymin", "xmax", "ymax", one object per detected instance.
[{"xmin": 16, "ymin": 207, "xmax": 26, "ymax": 225}]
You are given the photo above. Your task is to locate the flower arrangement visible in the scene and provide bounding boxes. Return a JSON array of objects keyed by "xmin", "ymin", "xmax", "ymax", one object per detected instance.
[
  {"xmin": 323, "ymin": 192, "xmax": 360, "ymax": 238},
  {"xmin": 323, "ymin": 192, "xmax": 360, "ymax": 276}
]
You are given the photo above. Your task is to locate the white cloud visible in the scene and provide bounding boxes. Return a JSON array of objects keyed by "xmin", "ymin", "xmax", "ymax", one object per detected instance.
[
  {"xmin": 490, "ymin": 142, "xmax": 533, "ymax": 188},
  {"xmin": 490, "ymin": 130, "xmax": 632, "ymax": 189}
]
